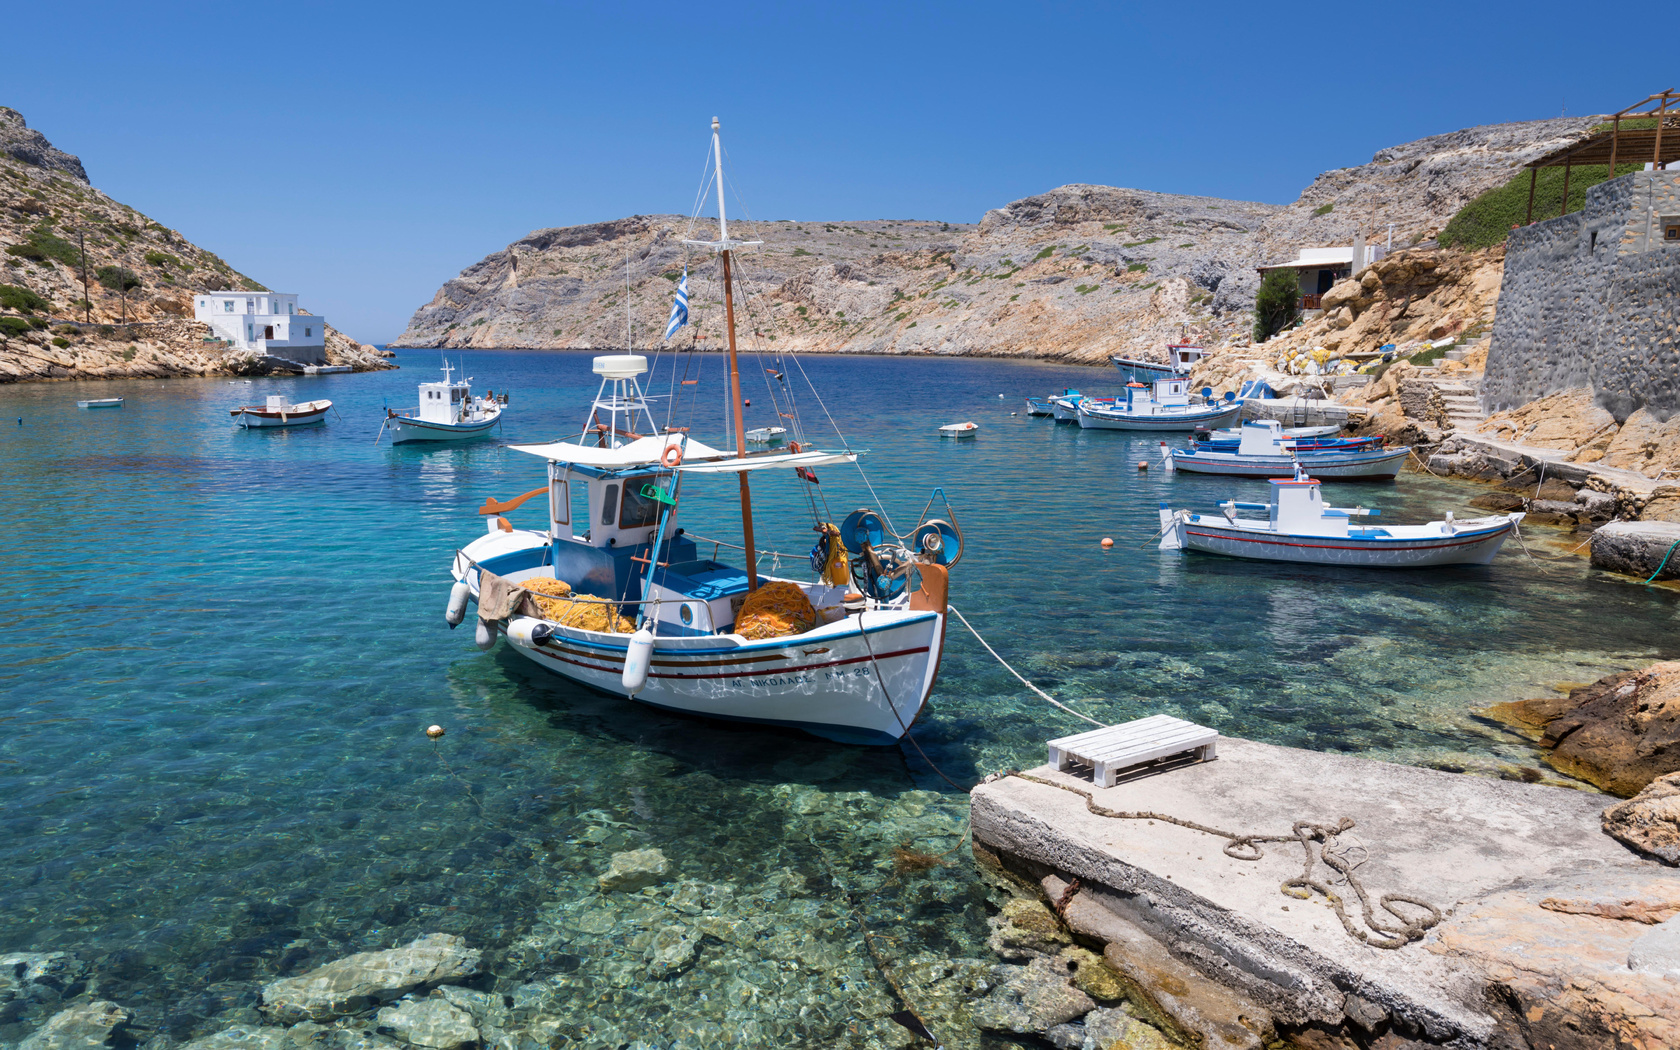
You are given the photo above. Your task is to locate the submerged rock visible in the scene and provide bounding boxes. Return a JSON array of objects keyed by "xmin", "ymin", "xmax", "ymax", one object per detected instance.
[
  {"xmin": 968, "ymin": 957, "xmax": 1096, "ymax": 1034},
  {"xmin": 988, "ymin": 897, "xmax": 1071, "ymax": 960},
  {"xmin": 177, "ymin": 1025, "xmax": 294, "ymax": 1050},
  {"xmin": 260, "ymin": 934, "xmax": 482, "ymax": 1023},
  {"xmin": 643, "ymin": 925, "xmax": 700, "ymax": 979},
  {"xmin": 18, "ymin": 1001, "xmax": 131, "ymax": 1050},
  {"xmin": 1603, "ymin": 772, "xmax": 1680, "ymax": 865},
  {"xmin": 596, "ymin": 849, "xmax": 670, "ymax": 893},
  {"xmin": 374, "ymin": 998, "xmax": 479, "ymax": 1050},
  {"xmin": 1080, "ymin": 1005, "xmax": 1174, "ymax": 1050}
]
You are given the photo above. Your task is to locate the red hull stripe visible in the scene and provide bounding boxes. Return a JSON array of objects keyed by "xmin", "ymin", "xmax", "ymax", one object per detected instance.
[
  {"xmin": 1185, "ymin": 527, "xmax": 1508, "ymax": 552},
  {"xmin": 525, "ymin": 643, "xmax": 931, "ymax": 680}
]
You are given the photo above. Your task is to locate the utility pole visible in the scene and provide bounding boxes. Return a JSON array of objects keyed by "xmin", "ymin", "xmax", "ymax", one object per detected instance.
[
  {"xmin": 120, "ymin": 261, "xmax": 127, "ymax": 325},
  {"xmin": 78, "ymin": 229, "xmax": 90, "ymax": 323}
]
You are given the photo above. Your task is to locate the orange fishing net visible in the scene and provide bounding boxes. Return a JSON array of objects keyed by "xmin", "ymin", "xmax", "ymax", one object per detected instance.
[
  {"xmin": 735, "ymin": 580, "xmax": 817, "ymax": 640},
  {"xmin": 522, "ymin": 576, "xmax": 635, "ymax": 634}
]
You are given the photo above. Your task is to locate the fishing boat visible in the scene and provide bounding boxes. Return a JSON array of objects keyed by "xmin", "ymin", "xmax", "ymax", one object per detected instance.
[
  {"xmin": 441, "ymin": 118, "xmax": 961, "ymax": 745},
  {"xmin": 745, "ymin": 425, "xmax": 787, "ymax": 444},
  {"xmin": 1194, "ymin": 421, "xmax": 1344, "ymax": 442},
  {"xmin": 1111, "ymin": 342, "xmax": 1203, "ymax": 381},
  {"xmin": 1077, "ymin": 376, "xmax": 1242, "ymax": 431},
  {"xmin": 1050, "ymin": 391, "xmax": 1087, "ymax": 423},
  {"xmin": 1158, "ymin": 470, "xmax": 1523, "ymax": 567},
  {"xmin": 381, "ymin": 363, "xmax": 505, "ymax": 444},
  {"xmin": 938, "ymin": 421, "xmax": 978, "ymax": 438},
  {"xmin": 1024, "ymin": 397, "xmax": 1053, "ymax": 417},
  {"xmin": 1161, "ymin": 420, "xmax": 1409, "ymax": 480},
  {"xmin": 230, "ymin": 395, "xmax": 332, "ymax": 428},
  {"xmin": 77, "ymin": 398, "xmax": 123, "ymax": 409}
]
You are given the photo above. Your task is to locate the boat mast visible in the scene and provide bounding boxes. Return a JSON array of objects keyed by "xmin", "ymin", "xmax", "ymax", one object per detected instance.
[{"xmin": 712, "ymin": 118, "xmax": 758, "ymax": 591}]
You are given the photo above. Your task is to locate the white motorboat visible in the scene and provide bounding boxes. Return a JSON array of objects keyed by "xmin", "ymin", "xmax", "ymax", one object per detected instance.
[
  {"xmin": 1159, "ymin": 470, "xmax": 1523, "ymax": 567},
  {"xmin": 443, "ymin": 118, "xmax": 962, "ymax": 745},
  {"xmin": 1078, "ymin": 376, "xmax": 1242, "ymax": 431},
  {"xmin": 1162, "ymin": 420, "xmax": 1410, "ymax": 480},
  {"xmin": 382, "ymin": 362, "xmax": 505, "ymax": 443},
  {"xmin": 77, "ymin": 398, "xmax": 123, "ymax": 409},
  {"xmin": 938, "ymin": 421, "xmax": 978, "ymax": 438},
  {"xmin": 231, "ymin": 395, "xmax": 332, "ymax": 428},
  {"xmin": 745, "ymin": 425, "xmax": 787, "ymax": 444}
]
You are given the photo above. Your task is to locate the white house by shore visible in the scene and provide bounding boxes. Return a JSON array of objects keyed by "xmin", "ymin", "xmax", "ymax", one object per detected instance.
[
  {"xmin": 194, "ymin": 291, "xmax": 327, "ymax": 363},
  {"xmin": 1255, "ymin": 245, "xmax": 1389, "ymax": 312}
]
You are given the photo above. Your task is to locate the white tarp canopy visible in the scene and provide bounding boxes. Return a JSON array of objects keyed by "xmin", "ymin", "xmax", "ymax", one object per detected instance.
[{"xmin": 508, "ymin": 433, "xmax": 856, "ymax": 474}]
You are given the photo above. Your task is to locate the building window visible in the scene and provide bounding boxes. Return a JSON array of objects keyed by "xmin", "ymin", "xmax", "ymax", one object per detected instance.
[
  {"xmin": 224, "ymin": 300, "xmax": 234, "ymax": 312},
  {"xmin": 247, "ymin": 324, "xmax": 254, "ymax": 340},
  {"xmin": 288, "ymin": 303, "xmax": 295, "ymax": 315},
  {"xmin": 1664, "ymin": 219, "xmax": 1680, "ymax": 242},
  {"xmin": 305, "ymin": 327, "xmax": 312, "ymax": 337}
]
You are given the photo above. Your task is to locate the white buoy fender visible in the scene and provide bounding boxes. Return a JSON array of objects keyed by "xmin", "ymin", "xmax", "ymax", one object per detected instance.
[
  {"xmin": 622, "ymin": 627, "xmax": 655, "ymax": 694},
  {"xmin": 445, "ymin": 581, "xmax": 471, "ymax": 628},
  {"xmin": 475, "ymin": 620, "xmax": 496, "ymax": 651}
]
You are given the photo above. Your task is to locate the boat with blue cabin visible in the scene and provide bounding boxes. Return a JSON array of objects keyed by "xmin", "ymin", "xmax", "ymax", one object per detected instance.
[
  {"xmin": 382, "ymin": 362, "xmax": 505, "ymax": 443},
  {"xmin": 1158, "ymin": 470, "xmax": 1523, "ymax": 567},
  {"xmin": 1110, "ymin": 342, "xmax": 1204, "ymax": 382},
  {"xmin": 1077, "ymin": 376, "xmax": 1242, "ymax": 431},
  {"xmin": 1161, "ymin": 419, "xmax": 1409, "ymax": 480}
]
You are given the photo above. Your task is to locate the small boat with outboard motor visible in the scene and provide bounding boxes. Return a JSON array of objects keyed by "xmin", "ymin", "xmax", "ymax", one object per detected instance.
[
  {"xmin": 745, "ymin": 425, "xmax": 787, "ymax": 444},
  {"xmin": 77, "ymin": 398, "xmax": 123, "ymax": 409},
  {"xmin": 1193, "ymin": 421, "xmax": 1344, "ymax": 442},
  {"xmin": 1158, "ymin": 468, "xmax": 1523, "ymax": 567},
  {"xmin": 1077, "ymin": 376, "xmax": 1242, "ymax": 431},
  {"xmin": 1162, "ymin": 419, "xmax": 1409, "ymax": 480},
  {"xmin": 442, "ymin": 118, "xmax": 963, "ymax": 745},
  {"xmin": 380, "ymin": 362, "xmax": 506, "ymax": 444},
  {"xmin": 1048, "ymin": 389, "xmax": 1096, "ymax": 423},
  {"xmin": 230, "ymin": 395, "xmax": 333, "ymax": 428}
]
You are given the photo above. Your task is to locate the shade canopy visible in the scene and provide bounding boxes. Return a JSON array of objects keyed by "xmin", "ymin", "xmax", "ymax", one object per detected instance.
[{"xmin": 508, "ymin": 433, "xmax": 857, "ymax": 474}]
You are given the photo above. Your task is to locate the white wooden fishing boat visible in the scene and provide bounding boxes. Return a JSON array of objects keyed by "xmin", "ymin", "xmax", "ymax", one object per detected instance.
[
  {"xmin": 1050, "ymin": 393, "xmax": 1085, "ymax": 423},
  {"xmin": 1024, "ymin": 397, "xmax": 1053, "ymax": 417},
  {"xmin": 745, "ymin": 425, "xmax": 787, "ymax": 443},
  {"xmin": 1195, "ymin": 422, "xmax": 1344, "ymax": 441},
  {"xmin": 1111, "ymin": 342, "xmax": 1203, "ymax": 381},
  {"xmin": 1078, "ymin": 376, "xmax": 1242, "ymax": 431},
  {"xmin": 938, "ymin": 421, "xmax": 978, "ymax": 438},
  {"xmin": 381, "ymin": 362, "xmax": 505, "ymax": 443},
  {"xmin": 77, "ymin": 398, "xmax": 123, "ymax": 409},
  {"xmin": 1159, "ymin": 471, "xmax": 1523, "ymax": 568},
  {"xmin": 443, "ymin": 119, "xmax": 962, "ymax": 745},
  {"xmin": 1161, "ymin": 420, "xmax": 1408, "ymax": 480},
  {"xmin": 230, "ymin": 395, "xmax": 332, "ymax": 428}
]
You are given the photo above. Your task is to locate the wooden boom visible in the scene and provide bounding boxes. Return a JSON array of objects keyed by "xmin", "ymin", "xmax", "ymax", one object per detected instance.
[{"xmin": 478, "ymin": 487, "xmax": 548, "ymax": 515}]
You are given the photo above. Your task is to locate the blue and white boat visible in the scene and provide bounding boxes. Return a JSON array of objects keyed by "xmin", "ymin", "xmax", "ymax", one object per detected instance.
[
  {"xmin": 1111, "ymin": 342, "xmax": 1204, "ymax": 382},
  {"xmin": 1049, "ymin": 389, "xmax": 1094, "ymax": 423},
  {"xmin": 1161, "ymin": 420, "xmax": 1409, "ymax": 480},
  {"xmin": 1024, "ymin": 396, "xmax": 1053, "ymax": 417},
  {"xmin": 1158, "ymin": 471, "xmax": 1523, "ymax": 568},
  {"xmin": 382, "ymin": 362, "xmax": 505, "ymax": 444},
  {"xmin": 1077, "ymin": 376, "xmax": 1242, "ymax": 431},
  {"xmin": 441, "ymin": 119, "xmax": 961, "ymax": 745}
]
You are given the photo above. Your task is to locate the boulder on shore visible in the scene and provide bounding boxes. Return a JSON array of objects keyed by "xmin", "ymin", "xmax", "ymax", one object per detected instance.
[
  {"xmin": 1604, "ymin": 772, "xmax": 1680, "ymax": 865},
  {"xmin": 1484, "ymin": 662, "xmax": 1680, "ymax": 797},
  {"xmin": 259, "ymin": 934, "xmax": 481, "ymax": 1023},
  {"xmin": 1590, "ymin": 521, "xmax": 1680, "ymax": 581}
]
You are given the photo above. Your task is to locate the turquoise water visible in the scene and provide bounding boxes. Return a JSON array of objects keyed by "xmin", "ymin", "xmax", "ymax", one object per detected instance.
[{"xmin": 1, "ymin": 350, "xmax": 1675, "ymax": 1047}]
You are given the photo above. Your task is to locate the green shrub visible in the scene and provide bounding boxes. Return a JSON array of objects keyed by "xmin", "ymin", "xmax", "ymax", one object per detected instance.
[
  {"xmin": 1075, "ymin": 284, "xmax": 1098, "ymax": 295},
  {"xmin": 96, "ymin": 265, "xmax": 142, "ymax": 292},
  {"xmin": 0, "ymin": 283, "xmax": 48, "ymax": 312},
  {"xmin": 27, "ymin": 316, "xmax": 47, "ymax": 329},
  {"xmin": 792, "ymin": 248, "xmax": 812, "ymax": 257},
  {"xmin": 1253, "ymin": 267, "xmax": 1300, "ymax": 342},
  {"xmin": 1033, "ymin": 245, "xmax": 1057, "ymax": 261},
  {"xmin": 0, "ymin": 316, "xmax": 30, "ymax": 336},
  {"xmin": 1440, "ymin": 162, "xmax": 1644, "ymax": 249},
  {"xmin": 51, "ymin": 336, "xmax": 69, "ymax": 348},
  {"xmin": 1126, "ymin": 263, "xmax": 1148, "ymax": 273},
  {"xmin": 5, "ymin": 229, "xmax": 81, "ymax": 267},
  {"xmin": 1122, "ymin": 236, "xmax": 1160, "ymax": 248},
  {"xmin": 98, "ymin": 325, "xmax": 115, "ymax": 336},
  {"xmin": 1408, "ymin": 345, "xmax": 1449, "ymax": 367},
  {"xmin": 143, "ymin": 250, "xmax": 180, "ymax": 269},
  {"xmin": 122, "ymin": 347, "xmax": 136, "ymax": 361},
  {"xmin": 1312, "ymin": 203, "xmax": 1333, "ymax": 217}
]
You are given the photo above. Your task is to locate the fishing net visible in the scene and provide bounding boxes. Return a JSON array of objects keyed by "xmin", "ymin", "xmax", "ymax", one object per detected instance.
[
  {"xmin": 522, "ymin": 576, "xmax": 635, "ymax": 634},
  {"xmin": 735, "ymin": 580, "xmax": 817, "ymax": 640}
]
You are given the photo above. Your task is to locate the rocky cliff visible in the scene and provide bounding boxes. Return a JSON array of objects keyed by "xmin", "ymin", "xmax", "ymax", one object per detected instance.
[
  {"xmin": 396, "ymin": 117, "xmax": 1603, "ymax": 363},
  {"xmin": 0, "ymin": 107, "xmax": 389, "ymax": 381}
]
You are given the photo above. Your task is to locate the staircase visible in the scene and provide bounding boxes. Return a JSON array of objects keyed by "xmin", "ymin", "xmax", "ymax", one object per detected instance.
[{"xmin": 1431, "ymin": 378, "xmax": 1486, "ymax": 430}]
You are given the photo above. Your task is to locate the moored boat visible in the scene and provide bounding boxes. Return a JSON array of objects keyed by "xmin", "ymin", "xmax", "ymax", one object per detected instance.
[
  {"xmin": 745, "ymin": 425, "xmax": 788, "ymax": 444},
  {"xmin": 938, "ymin": 421, "xmax": 978, "ymax": 438},
  {"xmin": 1162, "ymin": 420, "xmax": 1409, "ymax": 480},
  {"xmin": 382, "ymin": 363, "xmax": 505, "ymax": 444},
  {"xmin": 1024, "ymin": 397, "xmax": 1053, "ymax": 417},
  {"xmin": 1077, "ymin": 377, "xmax": 1242, "ymax": 431},
  {"xmin": 230, "ymin": 395, "xmax": 332, "ymax": 428},
  {"xmin": 1158, "ymin": 471, "xmax": 1523, "ymax": 567},
  {"xmin": 77, "ymin": 398, "xmax": 123, "ymax": 409},
  {"xmin": 1111, "ymin": 342, "xmax": 1203, "ymax": 382}
]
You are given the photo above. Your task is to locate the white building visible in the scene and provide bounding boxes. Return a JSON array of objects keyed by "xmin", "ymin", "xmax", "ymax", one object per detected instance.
[
  {"xmin": 193, "ymin": 291, "xmax": 327, "ymax": 363},
  {"xmin": 1255, "ymin": 245, "xmax": 1389, "ymax": 312}
]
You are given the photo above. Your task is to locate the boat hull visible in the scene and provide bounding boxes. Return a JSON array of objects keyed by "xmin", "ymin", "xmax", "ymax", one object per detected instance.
[
  {"xmin": 1051, "ymin": 399, "xmax": 1083, "ymax": 423},
  {"xmin": 232, "ymin": 403, "xmax": 330, "ymax": 428},
  {"xmin": 1079, "ymin": 402, "xmax": 1242, "ymax": 431},
  {"xmin": 1168, "ymin": 447, "xmax": 1408, "ymax": 479},
  {"xmin": 77, "ymin": 399, "xmax": 123, "ymax": 409},
  {"xmin": 1025, "ymin": 398, "xmax": 1053, "ymax": 417},
  {"xmin": 391, "ymin": 409, "xmax": 501, "ymax": 443},
  {"xmin": 1175, "ymin": 517, "xmax": 1519, "ymax": 567}
]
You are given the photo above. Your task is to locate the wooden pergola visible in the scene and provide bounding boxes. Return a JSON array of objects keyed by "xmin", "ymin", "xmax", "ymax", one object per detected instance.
[{"xmin": 1522, "ymin": 89, "xmax": 1680, "ymax": 223}]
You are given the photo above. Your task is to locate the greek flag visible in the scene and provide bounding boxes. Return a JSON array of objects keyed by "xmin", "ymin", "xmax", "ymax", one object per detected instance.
[{"xmin": 663, "ymin": 269, "xmax": 689, "ymax": 341}]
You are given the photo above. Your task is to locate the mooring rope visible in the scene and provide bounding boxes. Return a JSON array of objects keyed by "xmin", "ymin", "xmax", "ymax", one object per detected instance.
[{"xmin": 946, "ymin": 604, "xmax": 1105, "ymax": 728}]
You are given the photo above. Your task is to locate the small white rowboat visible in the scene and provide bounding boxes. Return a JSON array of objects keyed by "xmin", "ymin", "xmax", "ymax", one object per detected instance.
[
  {"xmin": 231, "ymin": 395, "xmax": 332, "ymax": 428},
  {"xmin": 77, "ymin": 398, "xmax": 124, "ymax": 409},
  {"xmin": 938, "ymin": 421, "xmax": 978, "ymax": 438}
]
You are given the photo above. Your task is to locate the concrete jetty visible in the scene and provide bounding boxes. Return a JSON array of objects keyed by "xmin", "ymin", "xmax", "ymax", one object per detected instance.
[{"xmin": 971, "ymin": 737, "xmax": 1680, "ymax": 1049}]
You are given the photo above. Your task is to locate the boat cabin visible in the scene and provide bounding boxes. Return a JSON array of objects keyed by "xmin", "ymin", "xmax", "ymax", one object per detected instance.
[
  {"xmin": 418, "ymin": 375, "xmax": 474, "ymax": 424},
  {"xmin": 1165, "ymin": 343, "xmax": 1204, "ymax": 371},
  {"xmin": 1235, "ymin": 419, "xmax": 1290, "ymax": 456},
  {"xmin": 1125, "ymin": 377, "xmax": 1191, "ymax": 412},
  {"xmin": 1260, "ymin": 476, "xmax": 1377, "ymax": 538}
]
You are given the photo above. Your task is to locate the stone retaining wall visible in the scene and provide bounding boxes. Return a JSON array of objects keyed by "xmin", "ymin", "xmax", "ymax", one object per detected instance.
[{"xmin": 1484, "ymin": 170, "xmax": 1680, "ymax": 421}]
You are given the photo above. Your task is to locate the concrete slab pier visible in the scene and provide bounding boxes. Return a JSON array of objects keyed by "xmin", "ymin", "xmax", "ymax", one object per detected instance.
[{"xmin": 971, "ymin": 737, "xmax": 1680, "ymax": 1049}]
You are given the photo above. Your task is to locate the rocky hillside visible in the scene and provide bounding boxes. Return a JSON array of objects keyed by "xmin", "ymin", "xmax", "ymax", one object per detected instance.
[
  {"xmin": 0, "ymin": 107, "xmax": 388, "ymax": 380},
  {"xmin": 397, "ymin": 117, "xmax": 1604, "ymax": 364}
]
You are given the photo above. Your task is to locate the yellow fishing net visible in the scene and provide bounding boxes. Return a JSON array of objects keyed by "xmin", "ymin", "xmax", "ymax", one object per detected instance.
[
  {"xmin": 735, "ymin": 580, "xmax": 817, "ymax": 640},
  {"xmin": 522, "ymin": 576, "xmax": 635, "ymax": 634},
  {"xmin": 817, "ymin": 522, "xmax": 850, "ymax": 586}
]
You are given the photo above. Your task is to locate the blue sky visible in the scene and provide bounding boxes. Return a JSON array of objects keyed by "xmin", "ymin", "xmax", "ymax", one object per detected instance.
[{"xmin": 3, "ymin": 1, "xmax": 1656, "ymax": 341}]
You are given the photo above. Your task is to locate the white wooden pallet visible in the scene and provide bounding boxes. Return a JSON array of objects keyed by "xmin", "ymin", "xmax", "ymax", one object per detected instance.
[{"xmin": 1047, "ymin": 714, "xmax": 1218, "ymax": 788}]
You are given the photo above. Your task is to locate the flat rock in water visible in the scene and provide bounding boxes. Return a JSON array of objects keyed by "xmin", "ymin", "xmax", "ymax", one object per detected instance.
[
  {"xmin": 1604, "ymin": 772, "xmax": 1680, "ymax": 864},
  {"xmin": 643, "ymin": 925, "xmax": 699, "ymax": 979},
  {"xmin": 1591, "ymin": 520, "xmax": 1680, "ymax": 580},
  {"xmin": 178, "ymin": 1026, "xmax": 294, "ymax": 1050},
  {"xmin": 597, "ymin": 848, "xmax": 670, "ymax": 893},
  {"xmin": 968, "ymin": 957, "xmax": 1096, "ymax": 1034},
  {"xmin": 373, "ymin": 998, "xmax": 479, "ymax": 1050},
  {"xmin": 1530, "ymin": 662, "xmax": 1680, "ymax": 796},
  {"xmin": 18, "ymin": 1001, "xmax": 130, "ymax": 1050},
  {"xmin": 260, "ymin": 934, "xmax": 481, "ymax": 1023},
  {"xmin": 1080, "ymin": 1005, "xmax": 1174, "ymax": 1050}
]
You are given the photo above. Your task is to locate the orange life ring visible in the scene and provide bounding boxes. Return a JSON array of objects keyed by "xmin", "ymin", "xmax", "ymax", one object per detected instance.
[
  {"xmin": 662, "ymin": 444, "xmax": 684, "ymax": 468},
  {"xmin": 787, "ymin": 441, "xmax": 802, "ymax": 453}
]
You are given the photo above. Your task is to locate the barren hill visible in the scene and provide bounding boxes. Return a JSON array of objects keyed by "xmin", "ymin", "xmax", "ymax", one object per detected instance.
[{"xmin": 396, "ymin": 115, "xmax": 1606, "ymax": 365}]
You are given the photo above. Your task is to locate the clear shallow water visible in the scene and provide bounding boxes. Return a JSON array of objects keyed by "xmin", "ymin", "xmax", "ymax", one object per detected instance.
[{"xmin": 1, "ymin": 351, "xmax": 1675, "ymax": 1047}]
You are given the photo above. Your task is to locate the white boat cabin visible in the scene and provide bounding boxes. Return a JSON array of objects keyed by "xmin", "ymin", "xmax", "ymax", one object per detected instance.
[
  {"xmin": 1234, "ymin": 419, "xmax": 1292, "ymax": 455},
  {"xmin": 1165, "ymin": 343, "xmax": 1204, "ymax": 371},
  {"xmin": 418, "ymin": 375, "xmax": 475, "ymax": 423},
  {"xmin": 1124, "ymin": 377, "xmax": 1191, "ymax": 412},
  {"xmin": 1214, "ymin": 476, "xmax": 1378, "ymax": 539}
]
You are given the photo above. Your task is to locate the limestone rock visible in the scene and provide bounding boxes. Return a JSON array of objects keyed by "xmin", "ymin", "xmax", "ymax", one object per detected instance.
[
  {"xmin": 0, "ymin": 107, "xmax": 88, "ymax": 181},
  {"xmin": 987, "ymin": 896, "xmax": 1070, "ymax": 959},
  {"xmin": 1080, "ymin": 1005, "xmax": 1174, "ymax": 1050},
  {"xmin": 260, "ymin": 934, "xmax": 482, "ymax": 1023},
  {"xmin": 968, "ymin": 957, "xmax": 1096, "ymax": 1034},
  {"xmin": 597, "ymin": 848, "xmax": 670, "ymax": 893},
  {"xmin": 18, "ymin": 1001, "xmax": 131, "ymax": 1050},
  {"xmin": 1603, "ymin": 772, "xmax": 1680, "ymax": 864},
  {"xmin": 178, "ymin": 1025, "xmax": 294, "ymax": 1050},
  {"xmin": 1591, "ymin": 521, "xmax": 1680, "ymax": 581},
  {"xmin": 1627, "ymin": 916, "xmax": 1680, "ymax": 979},
  {"xmin": 1059, "ymin": 947, "xmax": 1127, "ymax": 1002},
  {"xmin": 643, "ymin": 925, "xmax": 699, "ymax": 979},
  {"xmin": 1477, "ymin": 388, "xmax": 1617, "ymax": 452},
  {"xmin": 1602, "ymin": 408, "xmax": 1680, "ymax": 477},
  {"xmin": 375, "ymin": 998, "xmax": 479, "ymax": 1050}
]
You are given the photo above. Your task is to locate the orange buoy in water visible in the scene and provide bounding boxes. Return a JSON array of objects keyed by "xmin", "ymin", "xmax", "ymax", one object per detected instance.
[
  {"xmin": 1137, "ymin": 461, "xmax": 1149, "ymax": 471},
  {"xmin": 426, "ymin": 725, "xmax": 445, "ymax": 740},
  {"xmin": 1100, "ymin": 537, "xmax": 1114, "ymax": 549}
]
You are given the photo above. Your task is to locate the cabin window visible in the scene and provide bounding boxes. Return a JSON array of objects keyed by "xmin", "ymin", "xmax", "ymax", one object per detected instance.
[
  {"xmin": 620, "ymin": 478, "xmax": 660, "ymax": 529},
  {"xmin": 600, "ymin": 485, "xmax": 619, "ymax": 526},
  {"xmin": 451, "ymin": 387, "xmax": 461, "ymax": 403}
]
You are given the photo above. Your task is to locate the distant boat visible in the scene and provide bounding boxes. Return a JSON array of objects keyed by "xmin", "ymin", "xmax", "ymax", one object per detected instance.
[
  {"xmin": 1049, "ymin": 389, "xmax": 1098, "ymax": 423},
  {"xmin": 77, "ymin": 398, "xmax": 123, "ymax": 409},
  {"xmin": 1112, "ymin": 343, "xmax": 1204, "ymax": 381},
  {"xmin": 1159, "ymin": 470, "xmax": 1523, "ymax": 568},
  {"xmin": 1162, "ymin": 420, "xmax": 1409, "ymax": 480},
  {"xmin": 231, "ymin": 395, "xmax": 332, "ymax": 428},
  {"xmin": 382, "ymin": 362, "xmax": 505, "ymax": 444},
  {"xmin": 1077, "ymin": 377, "xmax": 1241, "ymax": 431},
  {"xmin": 1024, "ymin": 397, "xmax": 1053, "ymax": 417},
  {"xmin": 303, "ymin": 364, "xmax": 352, "ymax": 375},
  {"xmin": 938, "ymin": 421, "xmax": 978, "ymax": 438},
  {"xmin": 745, "ymin": 425, "xmax": 787, "ymax": 444}
]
